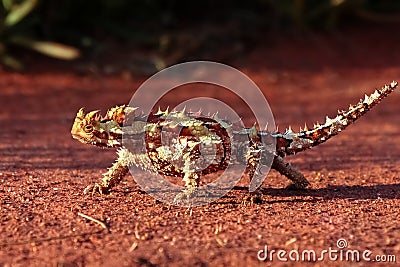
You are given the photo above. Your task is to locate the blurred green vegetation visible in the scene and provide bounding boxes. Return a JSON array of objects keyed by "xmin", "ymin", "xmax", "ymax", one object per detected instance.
[
  {"xmin": 0, "ymin": 0, "xmax": 80, "ymax": 70},
  {"xmin": 1, "ymin": 0, "xmax": 400, "ymax": 70}
]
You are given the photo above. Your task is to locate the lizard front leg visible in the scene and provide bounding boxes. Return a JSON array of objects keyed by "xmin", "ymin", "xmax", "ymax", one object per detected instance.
[
  {"xmin": 84, "ymin": 148, "xmax": 130, "ymax": 194},
  {"xmin": 272, "ymin": 155, "xmax": 310, "ymax": 189}
]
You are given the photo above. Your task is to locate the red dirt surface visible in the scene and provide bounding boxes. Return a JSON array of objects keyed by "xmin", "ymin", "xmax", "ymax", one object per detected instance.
[{"xmin": 1, "ymin": 25, "xmax": 400, "ymax": 266}]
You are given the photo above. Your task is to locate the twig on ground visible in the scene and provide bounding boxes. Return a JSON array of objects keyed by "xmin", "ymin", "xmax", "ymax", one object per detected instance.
[{"xmin": 77, "ymin": 212, "xmax": 108, "ymax": 230}]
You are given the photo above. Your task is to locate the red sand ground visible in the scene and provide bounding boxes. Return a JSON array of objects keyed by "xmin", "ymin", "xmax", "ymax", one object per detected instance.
[{"xmin": 1, "ymin": 25, "xmax": 400, "ymax": 266}]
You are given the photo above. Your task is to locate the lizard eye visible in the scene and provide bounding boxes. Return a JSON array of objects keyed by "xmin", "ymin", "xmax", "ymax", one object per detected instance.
[{"xmin": 84, "ymin": 124, "xmax": 93, "ymax": 133}]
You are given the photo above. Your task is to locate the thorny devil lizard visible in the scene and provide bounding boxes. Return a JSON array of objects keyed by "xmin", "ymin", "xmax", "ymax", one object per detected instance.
[{"xmin": 71, "ymin": 81, "xmax": 398, "ymax": 202}]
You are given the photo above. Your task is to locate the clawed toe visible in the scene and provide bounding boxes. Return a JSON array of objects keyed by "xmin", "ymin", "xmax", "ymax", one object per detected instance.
[
  {"xmin": 173, "ymin": 188, "xmax": 196, "ymax": 205},
  {"xmin": 242, "ymin": 190, "xmax": 263, "ymax": 204},
  {"xmin": 83, "ymin": 183, "xmax": 108, "ymax": 195}
]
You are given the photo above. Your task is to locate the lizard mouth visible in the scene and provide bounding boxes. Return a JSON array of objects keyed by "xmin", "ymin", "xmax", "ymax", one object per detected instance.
[
  {"xmin": 71, "ymin": 134, "xmax": 106, "ymax": 147},
  {"xmin": 71, "ymin": 126, "xmax": 116, "ymax": 148}
]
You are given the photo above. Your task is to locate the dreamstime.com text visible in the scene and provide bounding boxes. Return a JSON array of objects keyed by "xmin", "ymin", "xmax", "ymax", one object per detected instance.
[{"xmin": 257, "ymin": 239, "xmax": 396, "ymax": 263}]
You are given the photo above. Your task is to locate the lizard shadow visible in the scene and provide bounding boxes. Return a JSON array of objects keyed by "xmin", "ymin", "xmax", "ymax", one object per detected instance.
[{"xmin": 231, "ymin": 184, "xmax": 400, "ymax": 202}]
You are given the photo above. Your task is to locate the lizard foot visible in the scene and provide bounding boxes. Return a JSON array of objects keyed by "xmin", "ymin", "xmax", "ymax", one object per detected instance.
[
  {"xmin": 242, "ymin": 190, "xmax": 263, "ymax": 205},
  {"xmin": 173, "ymin": 188, "xmax": 197, "ymax": 206},
  {"xmin": 83, "ymin": 183, "xmax": 109, "ymax": 195},
  {"xmin": 286, "ymin": 181, "xmax": 310, "ymax": 190},
  {"xmin": 173, "ymin": 188, "xmax": 219, "ymax": 206}
]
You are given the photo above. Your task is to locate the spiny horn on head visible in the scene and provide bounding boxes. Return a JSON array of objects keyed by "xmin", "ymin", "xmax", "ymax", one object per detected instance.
[
  {"xmin": 85, "ymin": 110, "xmax": 101, "ymax": 121},
  {"xmin": 76, "ymin": 108, "xmax": 85, "ymax": 119}
]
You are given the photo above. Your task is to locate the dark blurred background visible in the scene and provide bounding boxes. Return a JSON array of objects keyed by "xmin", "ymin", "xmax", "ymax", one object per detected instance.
[{"xmin": 1, "ymin": 0, "xmax": 400, "ymax": 71}]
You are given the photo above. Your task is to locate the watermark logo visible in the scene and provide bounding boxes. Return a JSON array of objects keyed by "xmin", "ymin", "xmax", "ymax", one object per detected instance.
[
  {"xmin": 336, "ymin": 238, "xmax": 348, "ymax": 249},
  {"xmin": 122, "ymin": 61, "xmax": 276, "ymax": 206},
  {"xmin": 257, "ymin": 238, "xmax": 397, "ymax": 263}
]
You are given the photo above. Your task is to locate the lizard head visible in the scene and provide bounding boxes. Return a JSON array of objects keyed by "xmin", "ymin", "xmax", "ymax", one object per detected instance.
[{"xmin": 71, "ymin": 107, "xmax": 124, "ymax": 148}]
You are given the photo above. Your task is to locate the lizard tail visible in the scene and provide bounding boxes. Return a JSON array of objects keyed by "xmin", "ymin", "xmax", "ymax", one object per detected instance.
[{"xmin": 275, "ymin": 81, "xmax": 398, "ymax": 156}]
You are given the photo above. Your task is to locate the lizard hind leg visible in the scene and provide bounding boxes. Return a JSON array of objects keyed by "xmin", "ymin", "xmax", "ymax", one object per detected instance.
[
  {"xmin": 242, "ymin": 146, "xmax": 265, "ymax": 204},
  {"xmin": 272, "ymin": 156, "xmax": 310, "ymax": 189},
  {"xmin": 182, "ymin": 171, "xmax": 200, "ymax": 195}
]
